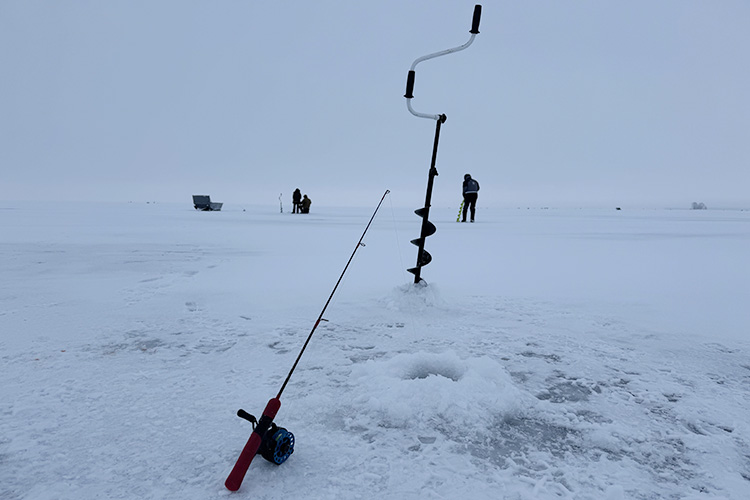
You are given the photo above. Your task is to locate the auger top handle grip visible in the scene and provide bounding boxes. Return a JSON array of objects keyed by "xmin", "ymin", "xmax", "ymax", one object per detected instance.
[
  {"xmin": 225, "ymin": 397, "xmax": 281, "ymax": 492},
  {"xmin": 471, "ymin": 5, "xmax": 482, "ymax": 35}
]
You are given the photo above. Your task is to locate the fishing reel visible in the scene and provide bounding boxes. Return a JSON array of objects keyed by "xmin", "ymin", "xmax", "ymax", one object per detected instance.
[{"xmin": 236, "ymin": 409, "xmax": 295, "ymax": 465}]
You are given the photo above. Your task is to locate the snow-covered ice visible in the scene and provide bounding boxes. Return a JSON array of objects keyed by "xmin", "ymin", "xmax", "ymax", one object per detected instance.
[{"xmin": 2, "ymin": 199, "xmax": 749, "ymax": 499}]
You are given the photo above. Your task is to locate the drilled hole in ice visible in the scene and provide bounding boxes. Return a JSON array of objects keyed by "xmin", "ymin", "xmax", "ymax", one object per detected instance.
[{"xmin": 403, "ymin": 359, "xmax": 465, "ymax": 382}]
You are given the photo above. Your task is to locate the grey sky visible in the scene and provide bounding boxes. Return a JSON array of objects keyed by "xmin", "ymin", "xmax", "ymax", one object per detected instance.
[{"xmin": 2, "ymin": 1, "xmax": 748, "ymax": 208}]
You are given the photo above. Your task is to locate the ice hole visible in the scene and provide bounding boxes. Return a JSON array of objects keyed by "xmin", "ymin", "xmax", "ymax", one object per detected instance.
[{"xmin": 403, "ymin": 357, "xmax": 465, "ymax": 382}]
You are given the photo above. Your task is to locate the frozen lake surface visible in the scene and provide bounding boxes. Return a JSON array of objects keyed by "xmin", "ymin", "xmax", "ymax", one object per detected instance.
[{"xmin": 2, "ymin": 200, "xmax": 749, "ymax": 499}]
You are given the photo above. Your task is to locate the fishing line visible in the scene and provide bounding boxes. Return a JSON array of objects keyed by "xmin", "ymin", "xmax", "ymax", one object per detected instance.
[{"xmin": 388, "ymin": 194, "xmax": 407, "ymax": 277}]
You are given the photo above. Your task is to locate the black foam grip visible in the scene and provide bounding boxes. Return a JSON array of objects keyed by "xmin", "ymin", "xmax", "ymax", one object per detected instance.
[
  {"xmin": 404, "ymin": 70, "xmax": 415, "ymax": 98},
  {"xmin": 470, "ymin": 5, "xmax": 482, "ymax": 34}
]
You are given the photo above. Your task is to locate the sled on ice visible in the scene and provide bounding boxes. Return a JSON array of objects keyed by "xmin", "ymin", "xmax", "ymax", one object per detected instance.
[{"xmin": 192, "ymin": 195, "xmax": 223, "ymax": 211}]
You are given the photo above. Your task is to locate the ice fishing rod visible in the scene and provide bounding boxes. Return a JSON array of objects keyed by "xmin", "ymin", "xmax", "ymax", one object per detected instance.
[
  {"xmin": 405, "ymin": 5, "xmax": 482, "ymax": 284},
  {"xmin": 225, "ymin": 189, "xmax": 391, "ymax": 492}
]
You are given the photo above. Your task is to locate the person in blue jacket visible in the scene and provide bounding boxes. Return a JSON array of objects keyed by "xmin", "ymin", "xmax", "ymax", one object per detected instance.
[{"xmin": 461, "ymin": 173, "xmax": 480, "ymax": 222}]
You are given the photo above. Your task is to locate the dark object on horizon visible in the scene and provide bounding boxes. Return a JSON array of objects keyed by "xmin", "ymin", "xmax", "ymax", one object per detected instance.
[{"xmin": 192, "ymin": 195, "xmax": 223, "ymax": 211}]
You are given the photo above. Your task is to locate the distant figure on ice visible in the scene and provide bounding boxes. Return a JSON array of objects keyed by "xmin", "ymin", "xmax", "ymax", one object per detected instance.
[
  {"xmin": 300, "ymin": 194, "xmax": 312, "ymax": 214},
  {"xmin": 292, "ymin": 188, "xmax": 302, "ymax": 214},
  {"xmin": 461, "ymin": 174, "xmax": 480, "ymax": 222}
]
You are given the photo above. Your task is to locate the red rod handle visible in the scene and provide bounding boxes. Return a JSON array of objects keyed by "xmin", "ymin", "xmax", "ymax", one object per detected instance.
[{"xmin": 224, "ymin": 397, "xmax": 281, "ymax": 491}]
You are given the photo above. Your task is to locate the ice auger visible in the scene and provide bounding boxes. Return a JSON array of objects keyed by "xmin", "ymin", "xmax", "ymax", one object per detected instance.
[{"xmin": 404, "ymin": 5, "xmax": 482, "ymax": 283}]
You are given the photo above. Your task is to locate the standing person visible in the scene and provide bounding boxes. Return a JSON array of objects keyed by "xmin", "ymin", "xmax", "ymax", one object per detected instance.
[
  {"xmin": 300, "ymin": 194, "xmax": 312, "ymax": 214},
  {"xmin": 292, "ymin": 188, "xmax": 302, "ymax": 214},
  {"xmin": 461, "ymin": 173, "xmax": 480, "ymax": 222}
]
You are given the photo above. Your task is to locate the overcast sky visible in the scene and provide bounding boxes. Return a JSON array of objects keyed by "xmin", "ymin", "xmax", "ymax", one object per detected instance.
[{"xmin": 2, "ymin": 1, "xmax": 748, "ymax": 208}]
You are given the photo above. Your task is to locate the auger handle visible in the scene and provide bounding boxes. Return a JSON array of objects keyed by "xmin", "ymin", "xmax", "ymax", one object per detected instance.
[
  {"xmin": 403, "ymin": 4, "xmax": 483, "ymax": 120},
  {"xmin": 404, "ymin": 70, "xmax": 416, "ymax": 99},
  {"xmin": 470, "ymin": 5, "xmax": 482, "ymax": 34},
  {"xmin": 225, "ymin": 397, "xmax": 281, "ymax": 491}
]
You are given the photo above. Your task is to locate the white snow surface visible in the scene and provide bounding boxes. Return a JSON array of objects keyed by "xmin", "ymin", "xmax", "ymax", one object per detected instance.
[{"xmin": 2, "ymin": 199, "xmax": 750, "ymax": 499}]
